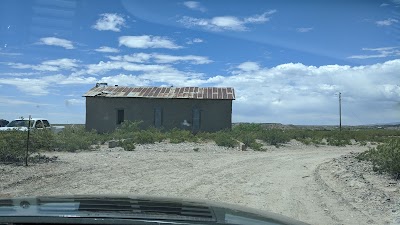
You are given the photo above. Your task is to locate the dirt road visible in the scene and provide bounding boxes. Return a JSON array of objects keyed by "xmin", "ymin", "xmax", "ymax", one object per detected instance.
[{"xmin": 1, "ymin": 142, "xmax": 399, "ymax": 225}]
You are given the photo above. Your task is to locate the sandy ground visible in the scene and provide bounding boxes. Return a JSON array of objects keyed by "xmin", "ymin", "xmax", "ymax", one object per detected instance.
[{"xmin": 1, "ymin": 141, "xmax": 399, "ymax": 225}]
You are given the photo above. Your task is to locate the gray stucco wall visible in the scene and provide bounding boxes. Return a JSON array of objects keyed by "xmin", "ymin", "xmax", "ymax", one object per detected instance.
[{"xmin": 85, "ymin": 97, "xmax": 232, "ymax": 133}]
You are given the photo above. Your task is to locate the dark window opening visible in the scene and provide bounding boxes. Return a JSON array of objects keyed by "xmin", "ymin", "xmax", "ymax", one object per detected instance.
[
  {"xmin": 154, "ymin": 108, "xmax": 162, "ymax": 128},
  {"xmin": 117, "ymin": 109, "xmax": 125, "ymax": 125}
]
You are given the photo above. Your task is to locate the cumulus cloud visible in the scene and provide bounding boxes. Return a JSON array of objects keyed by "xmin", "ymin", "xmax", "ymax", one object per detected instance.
[
  {"xmin": 119, "ymin": 35, "xmax": 182, "ymax": 49},
  {"xmin": 348, "ymin": 47, "xmax": 400, "ymax": 59},
  {"xmin": 296, "ymin": 27, "xmax": 313, "ymax": 33},
  {"xmin": 183, "ymin": 1, "xmax": 206, "ymax": 12},
  {"xmin": 237, "ymin": 61, "xmax": 260, "ymax": 71},
  {"xmin": 92, "ymin": 13, "xmax": 126, "ymax": 32},
  {"xmin": 178, "ymin": 10, "xmax": 276, "ymax": 31},
  {"xmin": 38, "ymin": 37, "xmax": 74, "ymax": 49},
  {"xmin": 217, "ymin": 59, "xmax": 400, "ymax": 124},
  {"xmin": 375, "ymin": 18, "xmax": 398, "ymax": 26},
  {"xmin": 95, "ymin": 46, "xmax": 120, "ymax": 53}
]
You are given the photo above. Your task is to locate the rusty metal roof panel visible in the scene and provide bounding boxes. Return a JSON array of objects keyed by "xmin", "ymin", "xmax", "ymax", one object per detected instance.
[{"xmin": 83, "ymin": 86, "xmax": 235, "ymax": 100}]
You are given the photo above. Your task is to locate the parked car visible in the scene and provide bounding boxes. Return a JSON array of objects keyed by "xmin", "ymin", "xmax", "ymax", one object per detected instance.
[
  {"xmin": 0, "ymin": 119, "xmax": 9, "ymax": 127},
  {"xmin": 0, "ymin": 118, "xmax": 64, "ymax": 133}
]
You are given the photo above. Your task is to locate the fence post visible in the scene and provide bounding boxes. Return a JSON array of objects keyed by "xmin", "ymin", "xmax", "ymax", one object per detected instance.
[{"xmin": 25, "ymin": 115, "xmax": 31, "ymax": 166}]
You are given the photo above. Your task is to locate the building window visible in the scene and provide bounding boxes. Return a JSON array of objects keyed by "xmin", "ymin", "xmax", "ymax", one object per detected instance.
[
  {"xmin": 154, "ymin": 108, "xmax": 162, "ymax": 128},
  {"xmin": 117, "ymin": 109, "xmax": 124, "ymax": 125}
]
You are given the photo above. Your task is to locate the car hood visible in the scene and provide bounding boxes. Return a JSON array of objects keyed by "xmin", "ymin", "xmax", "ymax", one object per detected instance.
[
  {"xmin": 0, "ymin": 127, "xmax": 28, "ymax": 131},
  {"xmin": 0, "ymin": 195, "xmax": 310, "ymax": 225}
]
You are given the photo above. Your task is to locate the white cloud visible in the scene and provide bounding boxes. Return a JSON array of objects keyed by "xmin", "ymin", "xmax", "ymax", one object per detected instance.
[
  {"xmin": 85, "ymin": 61, "xmax": 172, "ymax": 75},
  {"xmin": 178, "ymin": 10, "xmax": 276, "ymax": 31},
  {"xmin": 375, "ymin": 18, "xmax": 398, "ymax": 26},
  {"xmin": 0, "ymin": 74, "xmax": 96, "ymax": 96},
  {"xmin": 237, "ymin": 61, "xmax": 260, "ymax": 71},
  {"xmin": 7, "ymin": 58, "xmax": 79, "ymax": 71},
  {"xmin": 108, "ymin": 53, "xmax": 152, "ymax": 63},
  {"xmin": 244, "ymin": 10, "xmax": 276, "ymax": 23},
  {"xmin": 38, "ymin": 37, "xmax": 74, "ymax": 49},
  {"xmin": 216, "ymin": 59, "xmax": 400, "ymax": 124},
  {"xmin": 380, "ymin": 3, "xmax": 389, "ymax": 6},
  {"xmin": 119, "ymin": 35, "xmax": 182, "ymax": 49},
  {"xmin": 151, "ymin": 53, "xmax": 212, "ymax": 64},
  {"xmin": 183, "ymin": 1, "xmax": 206, "ymax": 12},
  {"xmin": 95, "ymin": 46, "xmax": 120, "ymax": 53},
  {"xmin": 348, "ymin": 46, "xmax": 400, "ymax": 59},
  {"xmin": 186, "ymin": 38, "xmax": 204, "ymax": 44},
  {"xmin": 107, "ymin": 53, "xmax": 212, "ymax": 64},
  {"xmin": 92, "ymin": 13, "xmax": 126, "ymax": 32},
  {"xmin": 296, "ymin": 27, "xmax": 313, "ymax": 33}
]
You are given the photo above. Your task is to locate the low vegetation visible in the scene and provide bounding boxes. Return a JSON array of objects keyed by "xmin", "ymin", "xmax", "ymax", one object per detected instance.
[
  {"xmin": 357, "ymin": 138, "xmax": 400, "ymax": 179},
  {"xmin": 1, "ymin": 121, "xmax": 399, "ymax": 167}
]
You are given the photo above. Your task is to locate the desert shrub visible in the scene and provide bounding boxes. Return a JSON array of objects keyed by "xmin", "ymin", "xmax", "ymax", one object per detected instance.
[
  {"xmin": 213, "ymin": 131, "xmax": 236, "ymax": 148},
  {"xmin": 261, "ymin": 129, "xmax": 291, "ymax": 146},
  {"xmin": 195, "ymin": 132, "xmax": 214, "ymax": 142},
  {"xmin": 0, "ymin": 130, "xmax": 28, "ymax": 163},
  {"xmin": 168, "ymin": 128, "xmax": 197, "ymax": 143},
  {"xmin": 249, "ymin": 141, "xmax": 264, "ymax": 151},
  {"xmin": 120, "ymin": 139, "xmax": 136, "ymax": 151},
  {"xmin": 113, "ymin": 121, "xmax": 142, "ymax": 139},
  {"xmin": 30, "ymin": 129, "xmax": 55, "ymax": 151},
  {"xmin": 326, "ymin": 132, "xmax": 351, "ymax": 146},
  {"xmin": 132, "ymin": 130, "xmax": 156, "ymax": 144},
  {"xmin": 53, "ymin": 126, "xmax": 99, "ymax": 152},
  {"xmin": 357, "ymin": 138, "xmax": 400, "ymax": 179},
  {"xmin": 145, "ymin": 127, "xmax": 166, "ymax": 142}
]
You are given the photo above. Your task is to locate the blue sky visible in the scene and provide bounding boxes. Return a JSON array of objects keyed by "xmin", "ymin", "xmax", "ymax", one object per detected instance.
[{"xmin": 0, "ymin": 0, "xmax": 399, "ymax": 125}]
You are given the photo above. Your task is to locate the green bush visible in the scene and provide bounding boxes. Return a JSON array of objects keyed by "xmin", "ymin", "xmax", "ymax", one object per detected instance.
[
  {"xmin": 213, "ymin": 131, "xmax": 236, "ymax": 148},
  {"xmin": 261, "ymin": 129, "xmax": 291, "ymax": 146},
  {"xmin": 132, "ymin": 130, "xmax": 156, "ymax": 144},
  {"xmin": 53, "ymin": 126, "xmax": 100, "ymax": 152},
  {"xmin": 113, "ymin": 121, "xmax": 142, "ymax": 139},
  {"xmin": 168, "ymin": 128, "xmax": 197, "ymax": 143},
  {"xmin": 0, "ymin": 130, "xmax": 28, "ymax": 163},
  {"xmin": 357, "ymin": 138, "xmax": 400, "ymax": 179},
  {"xmin": 121, "ymin": 139, "xmax": 136, "ymax": 151},
  {"xmin": 31, "ymin": 129, "xmax": 55, "ymax": 151}
]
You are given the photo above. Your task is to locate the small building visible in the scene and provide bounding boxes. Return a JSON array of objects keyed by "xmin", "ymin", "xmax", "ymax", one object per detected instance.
[{"xmin": 83, "ymin": 84, "xmax": 235, "ymax": 133}]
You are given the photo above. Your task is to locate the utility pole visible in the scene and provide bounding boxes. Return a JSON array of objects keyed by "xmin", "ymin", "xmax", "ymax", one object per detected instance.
[{"xmin": 339, "ymin": 92, "xmax": 342, "ymax": 132}]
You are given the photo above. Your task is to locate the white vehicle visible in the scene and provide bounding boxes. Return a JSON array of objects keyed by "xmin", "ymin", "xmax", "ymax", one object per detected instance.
[{"xmin": 0, "ymin": 118, "xmax": 64, "ymax": 133}]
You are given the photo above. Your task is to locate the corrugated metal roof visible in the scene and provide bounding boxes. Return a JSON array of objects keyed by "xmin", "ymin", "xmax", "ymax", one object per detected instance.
[{"xmin": 83, "ymin": 86, "xmax": 235, "ymax": 100}]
